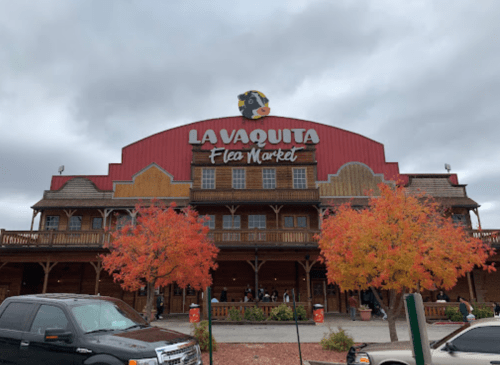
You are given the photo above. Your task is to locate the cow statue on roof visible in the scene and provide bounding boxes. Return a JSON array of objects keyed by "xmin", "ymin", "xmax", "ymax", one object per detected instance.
[{"xmin": 238, "ymin": 90, "xmax": 270, "ymax": 120}]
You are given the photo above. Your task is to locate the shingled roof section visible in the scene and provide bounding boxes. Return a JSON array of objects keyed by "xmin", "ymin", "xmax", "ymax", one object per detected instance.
[{"xmin": 31, "ymin": 198, "xmax": 189, "ymax": 210}]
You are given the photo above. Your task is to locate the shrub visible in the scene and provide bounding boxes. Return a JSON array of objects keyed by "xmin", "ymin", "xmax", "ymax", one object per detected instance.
[
  {"xmin": 244, "ymin": 306, "xmax": 266, "ymax": 321},
  {"xmin": 444, "ymin": 306, "xmax": 463, "ymax": 322},
  {"xmin": 471, "ymin": 303, "xmax": 494, "ymax": 319},
  {"xmin": 227, "ymin": 306, "xmax": 242, "ymax": 321},
  {"xmin": 192, "ymin": 320, "xmax": 218, "ymax": 352},
  {"xmin": 320, "ymin": 327, "xmax": 354, "ymax": 352},
  {"xmin": 295, "ymin": 305, "xmax": 308, "ymax": 321},
  {"xmin": 267, "ymin": 303, "xmax": 294, "ymax": 321}
]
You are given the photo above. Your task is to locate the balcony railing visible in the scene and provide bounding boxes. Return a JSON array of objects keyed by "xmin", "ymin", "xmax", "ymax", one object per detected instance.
[
  {"xmin": 0, "ymin": 230, "xmax": 108, "ymax": 248},
  {"xmin": 471, "ymin": 229, "xmax": 500, "ymax": 247},
  {"xmin": 0, "ymin": 228, "xmax": 319, "ymax": 248},
  {"xmin": 190, "ymin": 189, "xmax": 319, "ymax": 203},
  {"xmin": 208, "ymin": 229, "xmax": 319, "ymax": 247}
]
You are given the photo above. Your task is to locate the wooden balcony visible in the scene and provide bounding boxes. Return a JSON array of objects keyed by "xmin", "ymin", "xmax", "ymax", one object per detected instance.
[
  {"xmin": 471, "ymin": 229, "xmax": 500, "ymax": 247},
  {"xmin": 0, "ymin": 230, "xmax": 108, "ymax": 248},
  {"xmin": 190, "ymin": 188, "xmax": 319, "ymax": 204},
  {"xmin": 208, "ymin": 229, "xmax": 319, "ymax": 247}
]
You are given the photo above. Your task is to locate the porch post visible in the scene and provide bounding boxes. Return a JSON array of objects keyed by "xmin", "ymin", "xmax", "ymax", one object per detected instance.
[
  {"xmin": 30, "ymin": 210, "xmax": 40, "ymax": 231},
  {"xmin": 298, "ymin": 257, "xmax": 317, "ymax": 317},
  {"xmin": 38, "ymin": 260, "xmax": 58, "ymax": 294},
  {"xmin": 90, "ymin": 260, "xmax": 103, "ymax": 295}
]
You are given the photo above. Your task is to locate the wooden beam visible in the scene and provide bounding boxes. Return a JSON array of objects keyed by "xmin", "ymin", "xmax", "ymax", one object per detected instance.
[
  {"xmin": 30, "ymin": 210, "xmax": 40, "ymax": 232},
  {"xmin": 90, "ymin": 260, "xmax": 103, "ymax": 295},
  {"xmin": 38, "ymin": 260, "xmax": 58, "ymax": 294},
  {"xmin": 0, "ymin": 262, "xmax": 7, "ymax": 270}
]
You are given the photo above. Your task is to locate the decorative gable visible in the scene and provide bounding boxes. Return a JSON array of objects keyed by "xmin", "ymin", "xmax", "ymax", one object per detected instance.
[
  {"xmin": 113, "ymin": 163, "xmax": 191, "ymax": 198},
  {"xmin": 317, "ymin": 162, "xmax": 393, "ymax": 197},
  {"xmin": 44, "ymin": 177, "xmax": 112, "ymax": 199}
]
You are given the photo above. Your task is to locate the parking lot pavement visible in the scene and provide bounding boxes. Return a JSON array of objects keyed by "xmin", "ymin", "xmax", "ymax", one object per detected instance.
[{"xmin": 152, "ymin": 314, "xmax": 462, "ymax": 343}]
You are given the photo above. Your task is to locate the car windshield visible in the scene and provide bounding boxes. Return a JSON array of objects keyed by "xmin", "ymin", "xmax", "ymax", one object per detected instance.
[
  {"xmin": 431, "ymin": 322, "xmax": 471, "ymax": 349},
  {"xmin": 71, "ymin": 299, "xmax": 148, "ymax": 333}
]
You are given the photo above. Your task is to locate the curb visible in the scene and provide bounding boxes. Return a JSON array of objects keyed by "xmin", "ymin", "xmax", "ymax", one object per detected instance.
[
  {"xmin": 306, "ymin": 361, "xmax": 344, "ymax": 365},
  {"xmin": 210, "ymin": 320, "xmax": 316, "ymax": 325}
]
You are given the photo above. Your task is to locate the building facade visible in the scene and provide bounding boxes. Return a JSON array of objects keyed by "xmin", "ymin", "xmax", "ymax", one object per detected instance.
[{"xmin": 1, "ymin": 116, "xmax": 498, "ymax": 314}]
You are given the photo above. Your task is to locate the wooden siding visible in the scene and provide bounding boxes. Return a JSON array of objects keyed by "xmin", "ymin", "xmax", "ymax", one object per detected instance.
[
  {"xmin": 114, "ymin": 165, "xmax": 190, "ymax": 198},
  {"xmin": 192, "ymin": 164, "xmax": 316, "ymax": 190},
  {"xmin": 191, "ymin": 189, "xmax": 319, "ymax": 203},
  {"xmin": 317, "ymin": 162, "xmax": 385, "ymax": 197}
]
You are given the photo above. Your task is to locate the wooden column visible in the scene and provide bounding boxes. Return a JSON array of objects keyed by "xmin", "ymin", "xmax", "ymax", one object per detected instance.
[
  {"xmin": 314, "ymin": 206, "xmax": 327, "ymax": 229},
  {"xmin": 247, "ymin": 257, "xmax": 266, "ymax": 301},
  {"xmin": 90, "ymin": 260, "xmax": 103, "ymax": 295},
  {"xmin": 38, "ymin": 260, "xmax": 58, "ymax": 294},
  {"xmin": 30, "ymin": 210, "xmax": 40, "ymax": 231},
  {"xmin": 269, "ymin": 205, "xmax": 283, "ymax": 228},
  {"xmin": 298, "ymin": 258, "xmax": 317, "ymax": 316}
]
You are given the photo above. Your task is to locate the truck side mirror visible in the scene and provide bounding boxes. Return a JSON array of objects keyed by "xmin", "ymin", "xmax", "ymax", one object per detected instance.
[
  {"xmin": 44, "ymin": 328, "xmax": 73, "ymax": 343},
  {"xmin": 444, "ymin": 341, "xmax": 457, "ymax": 353}
]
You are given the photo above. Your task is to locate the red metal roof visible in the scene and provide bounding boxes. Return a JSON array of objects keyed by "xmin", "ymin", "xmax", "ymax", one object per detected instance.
[{"xmin": 50, "ymin": 116, "xmax": 411, "ymax": 191}]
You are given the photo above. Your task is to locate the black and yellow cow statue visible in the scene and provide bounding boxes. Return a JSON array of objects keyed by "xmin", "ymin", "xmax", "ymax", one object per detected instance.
[{"xmin": 238, "ymin": 90, "xmax": 270, "ymax": 120}]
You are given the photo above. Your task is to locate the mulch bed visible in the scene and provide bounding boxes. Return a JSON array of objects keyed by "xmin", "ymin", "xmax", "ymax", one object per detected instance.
[{"xmin": 200, "ymin": 343, "xmax": 347, "ymax": 364}]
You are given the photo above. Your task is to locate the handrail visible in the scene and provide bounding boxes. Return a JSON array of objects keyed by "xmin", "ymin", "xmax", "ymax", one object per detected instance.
[
  {"xmin": 0, "ymin": 230, "xmax": 108, "ymax": 247},
  {"xmin": 208, "ymin": 229, "xmax": 320, "ymax": 245},
  {"xmin": 190, "ymin": 188, "xmax": 319, "ymax": 202}
]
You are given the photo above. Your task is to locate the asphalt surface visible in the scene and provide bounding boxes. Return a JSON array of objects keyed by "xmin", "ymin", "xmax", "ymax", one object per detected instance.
[{"xmin": 152, "ymin": 313, "xmax": 462, "ymax": 344}]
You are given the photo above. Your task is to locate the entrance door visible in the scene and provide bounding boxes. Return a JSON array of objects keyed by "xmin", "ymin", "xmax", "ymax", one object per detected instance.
[
  {"xmin": 311, "ymin": 279, "xmax": 325, "ymax": 307},
  {"xmin": 326, "ymin": 284, "xmax": 340, "ymax": 312},
  {"xmin": 170, "ymin": 285, "xmax": 183, "ymax": 313}
]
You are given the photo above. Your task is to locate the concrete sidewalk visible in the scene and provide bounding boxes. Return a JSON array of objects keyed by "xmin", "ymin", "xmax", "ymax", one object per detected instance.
[{"xmin": 152, "ymin": 313, "xmax": 462, "ymax": 344}]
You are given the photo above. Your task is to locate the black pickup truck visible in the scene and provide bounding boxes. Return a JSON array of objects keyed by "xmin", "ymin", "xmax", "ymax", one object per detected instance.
[{"xmin": 0, "ymin": 293, "xmax": 202, "ymax": 365}]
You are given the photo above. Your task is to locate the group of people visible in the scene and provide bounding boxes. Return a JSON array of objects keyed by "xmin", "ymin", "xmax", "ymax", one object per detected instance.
[{"xmin": 243, "ymin": 284, "xmax": 290, "ymax": 303}]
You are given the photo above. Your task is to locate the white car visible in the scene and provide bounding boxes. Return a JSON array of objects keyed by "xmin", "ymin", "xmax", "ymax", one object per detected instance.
[{"xmin": 347, "ymin": 318, "xmax": 500, "ymax": 365}]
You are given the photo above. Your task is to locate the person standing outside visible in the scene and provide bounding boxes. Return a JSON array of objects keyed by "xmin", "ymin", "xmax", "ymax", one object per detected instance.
[
  {"xmin": 348, "ymin": 294, "xmax": 358, "ymax": 321},
  {"xmin": 459, "ymin": 297, "xmax": 471, "ymax": 323},
  {"xmin": 156, "ymin": 294, "xmax": 164, "ymax": 320},
  {"xmin": 283, "ymin": 289, "xmax": 290, "ymax": 303},
  {"xmin": 220, "ymin": 287, "xmax": 228, "ymax": 302}
]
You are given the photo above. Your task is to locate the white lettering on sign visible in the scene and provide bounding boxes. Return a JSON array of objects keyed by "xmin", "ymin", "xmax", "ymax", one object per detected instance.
[
  {"xmin": 189, "ymin": 128, "xmax": 319, "ymax": 147},
  {"xmin": 207, "ymin": 146, "xmax": 304, "ymax": 165}
]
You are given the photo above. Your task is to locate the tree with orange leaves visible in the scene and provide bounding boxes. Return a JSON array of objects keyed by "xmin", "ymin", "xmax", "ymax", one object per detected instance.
[
  {"xmin": 317, "ymin": 183, "xmax": 495, "ymax": 342},
  {"xmin": 102, "ymin": 202, "xmax": 219, "ymax": 320}
]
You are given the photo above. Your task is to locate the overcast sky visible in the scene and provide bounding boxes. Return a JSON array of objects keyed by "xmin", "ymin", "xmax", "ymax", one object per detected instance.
[{"xmin": 1, "ymin": 0, "xmax": 499, "ymax": 230}]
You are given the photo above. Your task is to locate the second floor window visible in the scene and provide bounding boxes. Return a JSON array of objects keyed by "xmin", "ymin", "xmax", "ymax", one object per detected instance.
[
  {"xmin": 116, "ymin": 215, "xmax": 132, "ymax": 230},
  {"xmin": 69, "ymin": 216, "xmax": 82, "ymax": 231},
  {"xmin": 452, "ymin": 214, "xmax": 467, "ymax": 226},
  {"xmin": 203, "ymin": 215, "xmax": 215, "ymax": 229},
  {"xmin": 293, "ymin": 168, "xmax": 307, "ymax": 189},
  {"xmin": 232, "ymin": 169, "xmax": 245, "ymax": 189},
  {"xmin": 202, "ymin": 169, "xmax": 215, "ymax": 189},
  {"xmin": 45, "ymin": 216, "xmax": 59, "ymax": 231},
  {"xmin": 284, "ymin": 216, "xmax": 308, "ymax": 228},
  {"xmin": 262, "ymin": 169, "xmax": 276, "ymax": 189},
  {"xmin": 223, "ymin": 215, "xmax": 240, "ymax": 229},
  {"xmin": 92, "ymin": 217, "xmax": 103, "ymax": 230},
  {"xmin": 248, "ymin": 215, "xmax": 266, "ymax": 229}
]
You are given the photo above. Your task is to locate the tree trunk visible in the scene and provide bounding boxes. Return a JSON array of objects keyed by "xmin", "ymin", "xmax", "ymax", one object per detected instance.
[
  {"xmin": 371, "ymin": 287, "xmax": 406, "ymax": 343},
  {"xmin": 146, "ymin": 282, "xmax": 155, "ymax": 321},
  {"xmin": 387, "ymin": 312, "xmax": 398, "ymax": 342}
]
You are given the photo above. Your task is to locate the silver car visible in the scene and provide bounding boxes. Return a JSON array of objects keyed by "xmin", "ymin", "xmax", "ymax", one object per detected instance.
[{"xmin": 347, "ymin": 318, "xmax": 500, "ymax": 365}]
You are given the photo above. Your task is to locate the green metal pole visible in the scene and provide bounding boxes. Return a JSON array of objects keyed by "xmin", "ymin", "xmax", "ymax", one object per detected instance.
[
  {"xmin": 208, "ymin": 287, "xmax": 213, "ymax": 365},
  {"xmin": 292, "ymin": 289, "xmax": 303, "ymax": 365},
  {"xmin": 406, "ymin": 294, "xmax": 424, "ymax": 365}
]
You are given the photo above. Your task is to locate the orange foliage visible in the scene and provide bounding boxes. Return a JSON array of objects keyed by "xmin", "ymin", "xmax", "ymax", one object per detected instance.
[
  {"xmin": 317, "ymin": 183, "xmax": 495, "ymax": 293},
  {"xmin": 102, "ymin": 201, "xmax": 219, "ymax": 300}
]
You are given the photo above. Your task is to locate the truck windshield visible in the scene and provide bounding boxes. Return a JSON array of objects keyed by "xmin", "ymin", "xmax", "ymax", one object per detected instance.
[{"xmin": 71, "ymin": 299, "xmax": 148, "ymax": 333}]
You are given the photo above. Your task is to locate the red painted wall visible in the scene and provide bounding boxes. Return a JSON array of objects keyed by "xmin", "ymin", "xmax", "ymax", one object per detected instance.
[{"xmin": 50, "ymin": 116, "xmax": 405, "ymax": 191}]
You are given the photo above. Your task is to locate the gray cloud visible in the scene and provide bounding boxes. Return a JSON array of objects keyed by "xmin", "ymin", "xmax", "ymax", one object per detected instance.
[{"xmin": 1, "ymin": 0, "xmax": 500, "ymax": 229}]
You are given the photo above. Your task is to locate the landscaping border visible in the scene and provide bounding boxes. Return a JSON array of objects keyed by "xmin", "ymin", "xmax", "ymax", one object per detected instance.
[{"xmin": 211, "ymin": 319, "xmax": 316, "ymax": 325}]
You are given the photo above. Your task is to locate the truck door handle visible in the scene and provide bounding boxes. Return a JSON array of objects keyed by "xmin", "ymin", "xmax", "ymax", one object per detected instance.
[
  {"xmin": 20, "ymin": 341, "xmax": 29, "ymax": 347},
  {"xmin": 490, "ymin": 361, "xmax": 500, "ymax": 364}
]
